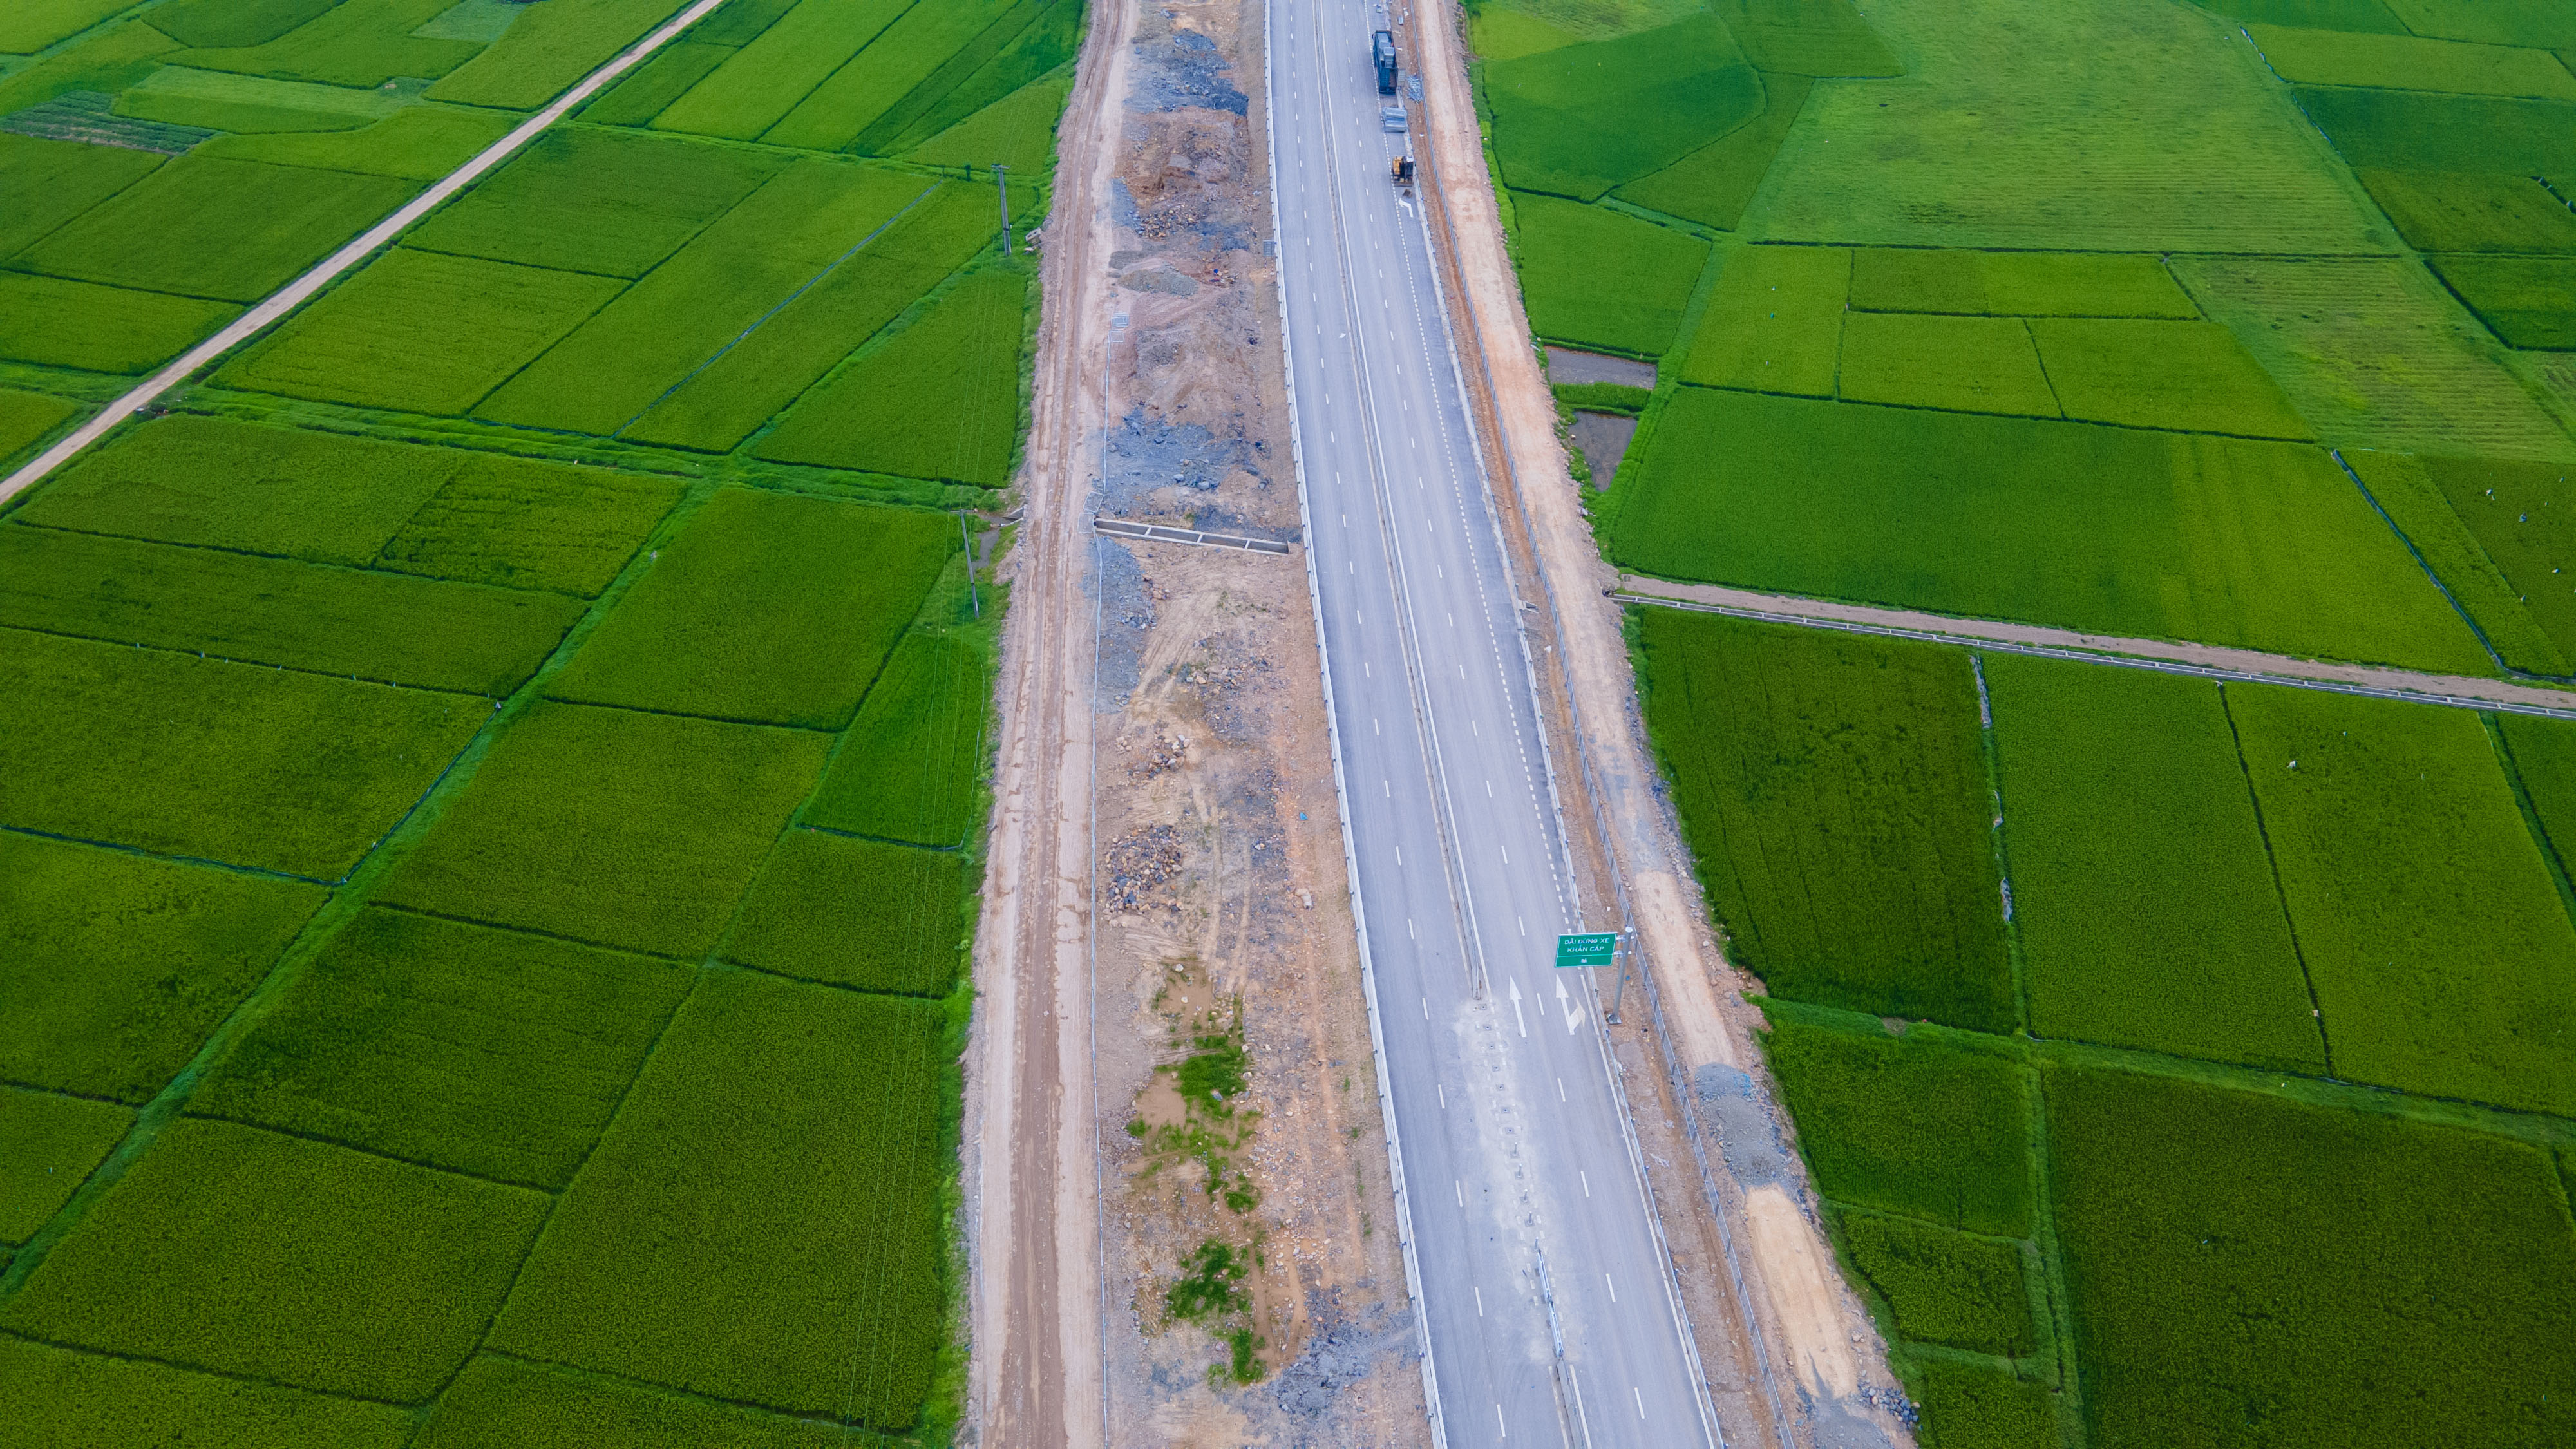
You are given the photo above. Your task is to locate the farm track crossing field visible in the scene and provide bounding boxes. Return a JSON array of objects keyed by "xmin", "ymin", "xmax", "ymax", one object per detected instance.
[
  {"xmin": 0, "ymin": 628, "xmax": 486, "ymax": 880},
  {"xmin": 0, "ymin": 0, "xmax": 1052, "ymax": 1426},
  {"xmin": 1638, "ymin": 610, "xmax": 2013, "ymax": 1030},
  {"xmin": 486, "ymin": 969, "xmax": 953, "ymax": 1423},
  {"xmin": 0, "ymin": 833, "xmax": 325, "ymax": 1104},
  {"xmin": 545, "ymin": 487, "xmax": 952, "ymax": 727}
]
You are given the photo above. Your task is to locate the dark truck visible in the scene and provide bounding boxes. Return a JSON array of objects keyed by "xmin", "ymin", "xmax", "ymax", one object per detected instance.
[{"xmin": 1372, "ymin": 28, "xmax": 1398, "ymax": 93}]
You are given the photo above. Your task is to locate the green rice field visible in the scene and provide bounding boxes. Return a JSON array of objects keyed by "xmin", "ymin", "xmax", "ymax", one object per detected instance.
[{"xmin": 0, "ymin": 0, "xmax": 1057, "ymax": 1435}]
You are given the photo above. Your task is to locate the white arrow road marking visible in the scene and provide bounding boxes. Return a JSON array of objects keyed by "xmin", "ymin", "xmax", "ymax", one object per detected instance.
[
  {"xmin": 1557, "ymin": 977, "xmax": 1586, "ymax": 1034},
  {"xmin": 1508, "ymin": 978, "xmax": 1526, "ymax": 1038}
]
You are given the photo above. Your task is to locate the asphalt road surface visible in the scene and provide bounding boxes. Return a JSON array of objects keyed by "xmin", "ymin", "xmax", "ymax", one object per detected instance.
[{"xmin": 1262, "ymin": 2, "xmax": 1725, "ymax": 1444}]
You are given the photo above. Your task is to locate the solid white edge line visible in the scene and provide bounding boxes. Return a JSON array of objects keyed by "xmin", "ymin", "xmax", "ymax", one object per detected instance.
[
  {"xmin": 1260, "ymin": 6, "xmax": 1450, "ymax": 1446},
  {"xmin": 0, "ymin": 0, "xmax": 735, "ymax": 506}
]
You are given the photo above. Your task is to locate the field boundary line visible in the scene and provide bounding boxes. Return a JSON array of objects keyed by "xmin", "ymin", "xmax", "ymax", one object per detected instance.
[
  {"xmin": 0, "ymin": 0, "xmax": 738, "ymax": 508},
  {"xmin": 1616, "ymin": 582, "xmax": 2576, "ymax": 721}
]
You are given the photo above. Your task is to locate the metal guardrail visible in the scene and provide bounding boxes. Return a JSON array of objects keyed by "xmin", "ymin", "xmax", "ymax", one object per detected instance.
[{"xmin": 1092, "ymin": 515, "xmax": 1294, "ymax": 554}]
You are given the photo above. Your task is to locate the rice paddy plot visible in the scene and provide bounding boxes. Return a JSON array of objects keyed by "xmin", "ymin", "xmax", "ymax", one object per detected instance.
[
  {"xmin": 0, "ymin": 833, "xmax": 325, "ymax": 1104},
  {"xmin": 1607, "ymin": 73, "xmax": 1810, "ymax": 232},
  {"xmin": 2342, "ymin": 451, "xmax": 2567, "ymax": 675},
  {"xmin": 0, "ymin": 1086, "xmax": 129, "ymax": 1246},
  {"xmin": 651, "ymin": 0, "xmax": 914, "ymax": 140},
  {"xmin": 173, "ymin": 0, "xmax": 486, "ymax": 89},
  {"xmin": 1751, "ymin": 0, "xmax": 2387, "ymax": 253},
  {"xmin": 1844, "ymin": 248, "xmax": 2197, "ymax": 318},
  {"xmin": 217, "ymin": 250, "xmax": 627, "ymax": 416},
  {"xmin": 723, "ymin": 830, "xmax": 967, "ymax": 996},
  {"xmin": 425, "ymin": 0, "xmax": 698, "ymax": 108},
  {"xmin": 113, "ymin": 66, "xmax": 409, "ymax": 135},
  {"xmin": 2429, "ymin": 254, "xmax": 2576, "ymax": 350},
  {"xmin": 837, "ymin": 0, "xmax": 1059, "ymax": 156},
  {"xmin": 1638, "ymin": 610, "xmax": 2014, "ymax": 1030},
  {"xmin": 2294, "ymin": 87, "xmax": 2576, "ymax": 176},
  {"xmin": 580, "ymin": 38, "xmax": 734, "ymax": 126},
  {"xmin": 417, "ymin": 1355, "xmax": 849, "ymax": 1449},
  {"xmin": 474, "ymin": 160, "xmax": 933, "ymax": 436},
  {"xmin": 191, "ymin": 907, "xmax": 694, "ymax": 1188},
  {"xmin": 1906, "ymin": 1360, "xmax": 2059, "ymax": 1449},
  {"xmin": 0, "ymin": 274, "xmax": 241, "ymax": 374},
  {"xmin": 905, "ymin": 73, "xmax": 1072, "ymax": 175},
  {"xmin": 2353, "ymin": 169, "xmax": 2576, "ymax": 254},
  {"xmin": 0, "ymin": 1337, "xmax": 412, "ymax": 1449},
  {"xmin": 0, "ymin": 1117, "xmax": 549, "ymax": 1401},
  {"xmin": 0, "ymin": 132, "xmax": 162, "ymax": 258},
  {"xmin": 0, "ymin": 389, "xmax": 79, "ymax": 462},
  {"xmin": 196, "ymin": 104, "xmax": 518, "ymax": 180},
  {"xmin": 882, "ymin": 0, "xmax": 1081, "ymax": 155},
  {"xmin": 2175, "ymin": 256, "xmax": 2576, "ymax": 461},
  {"xmin": 1511, "ymin": 191, "xmax": 1709, "ymax": 357},
  {"xmin": 1479, "ymin": 10, "xmax": 1762, "ymax": 200},
  {"xmin": 402, "ymin": 128, "xmax": 784, "ymax": 279},
  {"xmin": 547, "ymin": 488, "xmax": 952, "ymax": 728},
  {"xmin": 1708, "ymin": 0, "xmax": 1904, "ymax": 76},
  {"xmin": 750, "ymin": 267, "xmax": 1028, "ymax": 484},
  {"xmin": 765, "ymin": 0, "xmax": 1022, "ymax": 153},
  {"xmin": 805, "ymin": 630, "xmax": 991, "ymax": 846},
  {"xmin": 0, "ymin": 524, "xmax": 585, "ymax": 695},
  {"xmin": 1471, "ymin": 6, "xmax": 1580, "ymax": 61},
  {"xmin": 1615, "ymin": 389, "xmax": 2492, "ymax": 673},
  {"xmin": 2412, "ymin": 455, "xmax": 2576, "ymax": 671},
  {"xmin": 1830, "ymin": 1208, "xmax": 2036, "ymax": 1358},
  {"xmin": 2501, "ymin": 712, "xmax": 2576, "ymax": 875},
  {"xmin": 687, "ymin": 0, "xmax": 806, "ymax": 46},
  {"xmin": 624, "ymin": 181, "xmax": 1004, "ymax": 453},
  {"xmin": 0, "ymin": 22, "xmax": 178, "ymax": 121},
  {"xmin": 2190, "ymin": 0, "xmax": 2408, "ymax": 33},
  {"xmin": 147, "ymin": 0, "xmax": 341, "ymax": 50},
  {"xmin": 1835, "ymin": 312, "xmax": 2059, "ymax": 419},
  {"xmin": 2231, "ymin": 685, "xmax": 2576, "ymax": 1116},
  {"xmin": 1984, "ymin": 656, "xmax": 2323, "ymax": 1072},
  {"xmin": 375, "ymin": 700, "xmax": 829, "ymax": 958},
  {"xmin": 0, "ymin": 629, "xmax": 486, "ymax": 880},
  {"xmin": 2045, "ymin": 1065, "xmax": 2576, "ymax": 1448},
  {"xmin": 10, "ymin": 156, "xmax": 416, "ymax": 304},
  {"xmin": 2028, "ymin": 319, "xmax": 2313, "ymax": 438},
  {"xmin": 0, "ymin": 0, "xmax": 138, "ymax": 54},
  {"xmin": 2248, "ymin": 24, "xmax": 2576, "ymax": 99},
  {"xmin": 1677, "ymin": 242, "xmax": 1846, "ymax": 394},
  {"xmin": 373, "ymin": 455, "xmax": 684, "ymax": 597},
  {"xmin": 2378, "ymin": 0, "xmax": 2576, "ymax": 48},
  {"xmin": 1759, "ymin": 1016, "xmax": 2034, "ymax": 1236},
  {"xmin": 486, "ymin": 970, "xmax": 952, "ymax": 1425}
]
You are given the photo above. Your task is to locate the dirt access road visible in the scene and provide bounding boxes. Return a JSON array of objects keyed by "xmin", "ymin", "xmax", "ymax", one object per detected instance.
[{"xmin": 969, "ymin": 1, "xmax": 1423, "ymax": 1446}]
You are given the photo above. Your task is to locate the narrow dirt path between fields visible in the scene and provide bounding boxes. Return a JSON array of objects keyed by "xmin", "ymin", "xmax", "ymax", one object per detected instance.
[
  {"xmin": 1618, "ymin": 577, "xmax": 2576, "ymax": 719},
  {"xmin": 1405, "ymin": 3, "xmax": 1913, "ymax": 1444},
  {"xmin": 0, "ymin": 0, "xmax": 734, "ymax": 506}
]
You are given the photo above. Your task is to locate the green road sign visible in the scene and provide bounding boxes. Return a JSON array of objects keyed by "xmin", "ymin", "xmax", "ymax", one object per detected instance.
[{"xmin": 1555, "ymin": 932, "xmax": 1616, "ymax": 968}]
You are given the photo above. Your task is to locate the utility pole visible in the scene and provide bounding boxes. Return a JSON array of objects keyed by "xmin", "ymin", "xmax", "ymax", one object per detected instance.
[{"xmin": 993, "ymin": 163, "xmax": 1010, "ymax": 256}]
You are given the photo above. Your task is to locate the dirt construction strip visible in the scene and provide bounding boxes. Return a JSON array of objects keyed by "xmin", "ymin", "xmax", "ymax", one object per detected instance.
[
  {"xmin": 0, "ymin": 0, "xmax": 734, "ymax": 507},
  {"xmin": 1619, "ymin": 577, "xmax": 2576, "ymax": 721}
]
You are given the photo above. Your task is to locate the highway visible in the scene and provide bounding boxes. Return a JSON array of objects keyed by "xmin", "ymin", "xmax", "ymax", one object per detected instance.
[{"xmin": 1260, "ymin": 1, "xmax": 1723, "ymax": 1444}]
